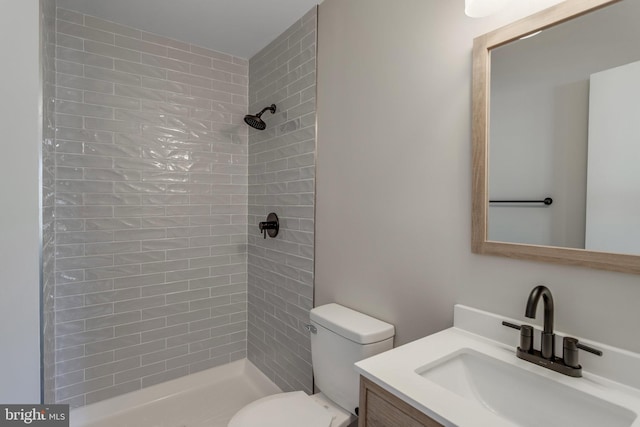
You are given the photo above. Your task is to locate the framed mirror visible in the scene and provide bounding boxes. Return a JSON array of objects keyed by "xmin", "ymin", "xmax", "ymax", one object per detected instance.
[{"xmin": 472, "ymin": 0, "xmax": 640, "ymax": 274}]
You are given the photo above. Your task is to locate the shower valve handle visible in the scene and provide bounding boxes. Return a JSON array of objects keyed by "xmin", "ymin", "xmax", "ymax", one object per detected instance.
[
  {"xmin": 259, "ymin": 221, "xmax": 278, "ymax": 238},
  {"xmin": 258, "ymin": 213, "xmax": 279, "ymax": 239}
]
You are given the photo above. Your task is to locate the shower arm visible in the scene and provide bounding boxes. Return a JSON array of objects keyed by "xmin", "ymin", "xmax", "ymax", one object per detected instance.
[{"xmin": 256, "ymin": 105, "xmax": 276, "ymax": 118}]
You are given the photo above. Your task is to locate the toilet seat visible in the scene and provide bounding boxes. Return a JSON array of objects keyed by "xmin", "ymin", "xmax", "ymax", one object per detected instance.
[{"xmin": 228, "ymin": 391, "xmax": 334, "ymax": 427}]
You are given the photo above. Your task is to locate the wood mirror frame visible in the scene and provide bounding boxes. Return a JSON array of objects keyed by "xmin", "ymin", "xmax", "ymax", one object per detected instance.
[{"xmin": 471, "ymin": 0, "xmax": 640, "ymax": 274}]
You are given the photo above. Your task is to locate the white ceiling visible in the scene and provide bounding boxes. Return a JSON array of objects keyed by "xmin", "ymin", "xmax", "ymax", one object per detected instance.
[{"xmin": 56, "ymin": 0, "xmax": 321, "ymax": 59}]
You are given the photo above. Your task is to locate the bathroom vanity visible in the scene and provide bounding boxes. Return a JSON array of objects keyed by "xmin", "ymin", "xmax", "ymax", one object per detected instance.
[
  {"xmin": 355, "ymin": 304, "xmax": 640, "ymax": 427},
  {"xmin": 358, "ymin": 376, "xmax": 442, "ymax": 427}
]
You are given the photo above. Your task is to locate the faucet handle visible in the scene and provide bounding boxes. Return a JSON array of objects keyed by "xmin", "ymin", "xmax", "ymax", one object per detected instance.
[
  {"xmin": 501, "ymin": 321, "xmax": 522, "ymax": 330},
  {"xmin": 563, "ymin": 337, "xmax": 603, "ymax": 368},
  {"xmin": 563, "ymin": 337, "xmax": 602, "ymax": 356},
  {"xmin": 501, "ymin": 321, "xmax": 533, "ymax": 353},
  {"xmin": 519, "ymin": 325, "xmax": 533, "ymax": 353},
  {"xmin": 576, "ymin": 340, "xmax": 603, "ymax": 356}
]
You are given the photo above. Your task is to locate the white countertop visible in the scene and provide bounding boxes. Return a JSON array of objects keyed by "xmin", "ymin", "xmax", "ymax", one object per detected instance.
[{"xmin": 355, "ymin": 305, "xmax": 640, "ymax": 427}]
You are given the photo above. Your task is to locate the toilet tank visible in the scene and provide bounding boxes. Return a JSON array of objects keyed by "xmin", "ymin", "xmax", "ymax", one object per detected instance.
[{"xmin": 309, "ymin": 303, "xmax": 394, "ymax": 415}]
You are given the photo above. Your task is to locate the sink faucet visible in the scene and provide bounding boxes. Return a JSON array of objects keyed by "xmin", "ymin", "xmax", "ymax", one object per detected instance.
[
  {"xmin": 502, "ymin": 284, "xmax": 603, "ymax": 377},
  {"xmin": 525, "ymin": 285, "xmax": 554, "ymax": 359}
]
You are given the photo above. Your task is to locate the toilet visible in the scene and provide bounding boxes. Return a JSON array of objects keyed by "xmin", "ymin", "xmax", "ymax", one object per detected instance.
[{"xmin": 229, "ymin": 303, "xmax": 395, "ymax": 427}]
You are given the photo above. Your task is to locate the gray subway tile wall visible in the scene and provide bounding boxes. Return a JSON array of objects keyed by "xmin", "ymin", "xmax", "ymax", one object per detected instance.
[
  {"xmin": 247, "ymin": 7, "xmax": 317, "ymax": 394},
  {"xmin": 52, "ymin": 8, "xmax": 249, "ymax": 407},
  {"xmin": 42, "ymin": 0, "xmax": 58, "ymax": 404}
]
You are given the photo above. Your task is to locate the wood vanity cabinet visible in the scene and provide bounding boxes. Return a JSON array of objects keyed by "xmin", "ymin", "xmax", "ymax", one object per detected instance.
[{"xmin": 358, "ymin": 376, "xmax": 444, "ymax": 427}]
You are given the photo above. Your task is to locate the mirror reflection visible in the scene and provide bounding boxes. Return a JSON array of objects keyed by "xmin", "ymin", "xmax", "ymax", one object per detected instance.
[{"xmin": 488, "ymin": 0, "xmax": 640, "ymax": 255}]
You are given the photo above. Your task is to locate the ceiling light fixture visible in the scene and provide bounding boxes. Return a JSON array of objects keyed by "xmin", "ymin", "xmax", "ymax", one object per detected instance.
[{"xmin": 465, "ymin": 0, "xmax": 511, "ymax": 17}]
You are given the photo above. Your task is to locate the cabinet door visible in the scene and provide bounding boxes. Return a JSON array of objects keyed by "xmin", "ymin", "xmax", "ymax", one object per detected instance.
[{"xmin": 359, "ymin": 376, "xmax": 443, "ymax": 427}]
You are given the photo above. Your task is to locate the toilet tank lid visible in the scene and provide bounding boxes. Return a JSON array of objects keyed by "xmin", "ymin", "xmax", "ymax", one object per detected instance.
[{"xmin": 310, "ymin": 303, "xmax": 395, "ymax": 344}]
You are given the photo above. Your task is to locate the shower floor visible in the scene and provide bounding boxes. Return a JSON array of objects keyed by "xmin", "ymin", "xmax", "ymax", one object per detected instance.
[{"xmin": 70, "ymin": 359, "xmax": 281, "ymax": 427}]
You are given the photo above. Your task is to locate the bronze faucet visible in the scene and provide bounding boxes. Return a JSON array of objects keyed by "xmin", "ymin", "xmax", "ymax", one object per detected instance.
[{"xmin": 502, "ymin": 285, "xmax": 602, "ymax": 377}]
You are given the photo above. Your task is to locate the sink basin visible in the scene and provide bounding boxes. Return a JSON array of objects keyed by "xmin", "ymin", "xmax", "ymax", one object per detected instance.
[{"xmin": 416, "ymin": 348, "xmax": 637, "ymax": 427}]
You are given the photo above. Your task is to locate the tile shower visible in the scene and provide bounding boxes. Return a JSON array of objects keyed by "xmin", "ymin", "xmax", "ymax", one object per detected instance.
[
  {"xmin": 247, "ymin": 8, "xmax": 317, "ymax": 394},
  {"xmin": 44, "ymin": 4, "xmax": 317, "ymax": 408}
]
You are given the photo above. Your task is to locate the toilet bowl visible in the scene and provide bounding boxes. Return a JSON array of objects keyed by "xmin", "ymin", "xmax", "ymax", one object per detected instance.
[
  {"xmin": 228, "ymin": 303, "xmax": 395, "ymax": 427},
  {"xmin": 228, "ymin": 391, "xmax": 354, "ymax": 427}
]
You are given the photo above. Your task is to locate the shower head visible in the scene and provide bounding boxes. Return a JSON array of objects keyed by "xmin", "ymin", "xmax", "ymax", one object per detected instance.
[
  {"xmin": 244, "ymin": 115, "xmax": 267, "ymax": 130},
  {"xmin": 244, "ymin": 104, "xmax": 276, "ymax": 130}
]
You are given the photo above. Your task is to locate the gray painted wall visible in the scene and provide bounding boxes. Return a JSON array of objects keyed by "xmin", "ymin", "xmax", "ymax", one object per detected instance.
[
  {"xmin": 247, "ymin": 7, "xmax": 317, "ymax": 394},
  {"xmin": 316, "ymin": 0, "xmax": 640, "ymax": 354},
  {"xmin": 0, "ymin": 0, "xmax": 42, "ymax": 404}
]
